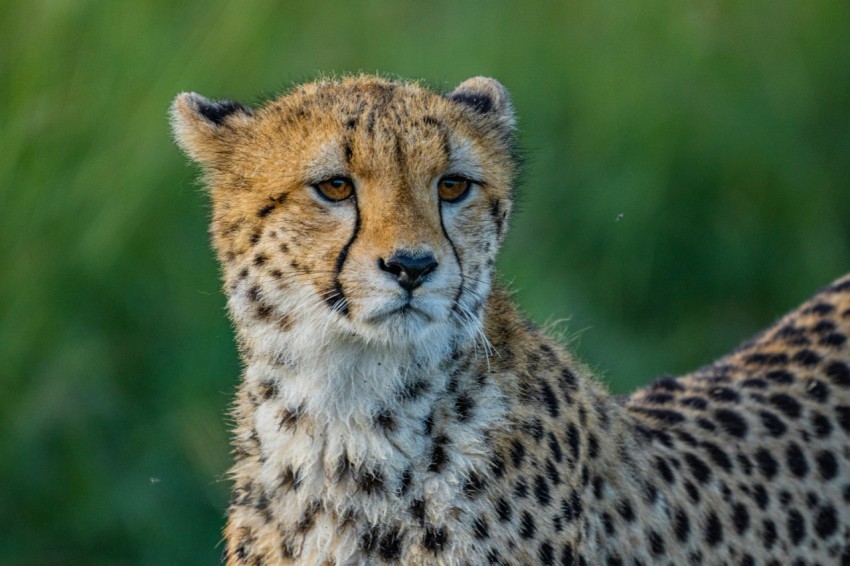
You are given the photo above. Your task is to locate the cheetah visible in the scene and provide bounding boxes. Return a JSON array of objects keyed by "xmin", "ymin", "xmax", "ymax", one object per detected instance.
[{"xmin": 171, "ymin": 75, "xmax": 850, "ymax": 565}]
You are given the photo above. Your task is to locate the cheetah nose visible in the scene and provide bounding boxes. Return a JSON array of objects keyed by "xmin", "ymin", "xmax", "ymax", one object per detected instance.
[{"xmin": 378, "ymin": 251, "xmax": 438, "ymax": 292}]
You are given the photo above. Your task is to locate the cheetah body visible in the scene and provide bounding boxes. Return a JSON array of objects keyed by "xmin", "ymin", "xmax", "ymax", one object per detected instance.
[{"xmin": 171, "ymin": 76, "xmax": 850, "ymax": 565}]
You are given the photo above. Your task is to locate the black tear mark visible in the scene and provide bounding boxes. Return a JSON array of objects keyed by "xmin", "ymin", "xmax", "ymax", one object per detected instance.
[
  {"xmin": 490, "ymin": 198, "xmax": 503, "ymax": 237},
  {"xmin": 195, "ymin": 98, "xmax": 251, "ymax": 125},
  {"xmin": 438, "ymin": 202, "xmax": 465, "ymax": 312},
  {"xmin": 326, "ymin": 196, "xmax": 360, "ymax": 316},
  {"xmin": 448, "ymin": 92, "xmax": 493, "ymax": 114}
]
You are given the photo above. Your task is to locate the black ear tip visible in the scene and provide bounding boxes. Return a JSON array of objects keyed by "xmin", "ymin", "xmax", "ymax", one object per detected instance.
[
  {"xmin": 448, "ymin": 92, "xmax": 494, "ymax": 114},
  {"xmin": 189, "ymin": 95, "xmax": 252, "ymax": 126}
]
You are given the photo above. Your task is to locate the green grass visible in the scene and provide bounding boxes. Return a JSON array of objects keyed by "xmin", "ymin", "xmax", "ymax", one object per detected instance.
[{"xmin": 2, "ymin": 0, "xmax": 849, "ymax": 562}]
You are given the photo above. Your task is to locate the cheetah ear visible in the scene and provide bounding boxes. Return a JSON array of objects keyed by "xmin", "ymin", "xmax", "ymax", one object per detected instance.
[
  {"xmin": 170, "ymin": 92, "xmax": 253, "ymax": 165},
  {"xmin": 447, "ymin": 77, "xmax": 515, "ymax": 128}
]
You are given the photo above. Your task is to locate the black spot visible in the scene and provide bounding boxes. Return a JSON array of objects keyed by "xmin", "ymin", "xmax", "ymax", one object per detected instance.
[
  {"xmin": 652, "ymin": 376, "xmax": 684, "ymax": 391},
  {"xmin": 814, "ymin": 504, "xmax": 838, "ymax": 539},
  {"xmin": 633, "ymin": 408, "xmax": 685, "ymax": 424},
  {"xmin": 787, "ymin": 508, "xmax": 806, "ymax": 545},
  {"xmin": 755, "ymin": 449, "xmax": 779, "ymax": 479},
  {"xmin": 534, "ymin": 475, "xmax": 552, "ymax": 506},
  {"xmin": 409, "ymin": 499, "xmax": 426, "ymax": 523},
  {"xmin": 648, "ymin": 531, "xmax": 664, "ymax": 555},
  {"xmin": 540, "ymin": 381, "xmax": 560, "ymax": 417},
  {"xmin": 732, "ymin": 503, "xmax": 750, "ymax": 534},
  {"xmin": 835, "ymin": 405, "xmax": 850, "ymax": 432},
  {"xmin": 378, "ymin": 528, "xmax": 403, "ymax": 560},
  {"xmin": 519, "ymin": 511, "xmax": 536, "ymax": 539},
  {"xmin": 356, "ymin": 467, "xmax": 385, "ymax": 495},
  {"xmin": 373, "ymin": 408, "xmax": 396, "ymax": 432},
  {"xmin": 510, "ymin": 439, "xmax": 526, "ymax": 468},
  {"xmin": 257, "ymin": 204, "xmax": 275, "ymax": 218},
  {"xmin": 296, "ymin": 499, "xmax": 319, "ymax": 533},
  {"xmin": 816, "ymin": 450, "xmax": 838, "ymax": 480},
  {"xmin": 548, "ymin": 432, "xmax": 563, "ymax": 463},
  {"xmin": 737, "ymin": 453, "xmax": 753, "ymax": 475},
  {"xmin": 489, "ymin": 454, "xmax": 506, "ymax": 479},
  {"xmin": 455, "ymin": 393, "xmax": 475, "ymax": 421},
  {"xmin": 644, "ymin": 393, "xmax": 673, "ymax": 404},
  {"xmin": 762, "ymin": 519, "xmax": 777, "ymax": 548},
  {"xmin": 810, "ymin": 413, "xmax": 831, "ymax": 438},
  {"xmin": 562, "ymin": 544, "xmax": 575, "ymax": 566},
  {"xmin": 769, "ymin": 393, "xmax": 802, "ymax": 419},
  {"xmin": 793, "ymin": 349, "xmax": 822, "ymax": 366},
  {"xmin": 710, "ymin": 387, "xmax": 739, "ymax": 402},
  {"xmin": 429, "ymin": 435, "xmax": 450, "ymax": 472},
  {"xmin": 513, "ymin": 477, "xmax": 528, "ymax": 498},
  {"xmin": 656, "ymin": 457, "xmax": 675, "ymax": 483},
  {"xmin": 587, "ymin": 435, "xmax": 600, "ymax": 459},
  {"xmin": 496, "ymin": 498, "xmax": 512, "ymax": 522},
  {"xmin": 399, "ymin": 379, "xmax": 429, "ymax": 401},
  {"xmin": 696, "ymin": 417, "xmax": 716, "ymax": 431},
  {"xmin": 759, "ymin": 411, "xmax": 787, "ymax": 437},
  {"xmin": 705, "ymin": 512, "xmax": 723, "ymax": 545},
  {"xmin": 744, "ymin": 352, "xmax": 788, "ymax": 365},
  {"xmin": 805, "ymin": 302, "xmax": 835, "ymax": 316},
  {"xmin": 463, "ymin": 472, "xmax": 485, "ymax": 498},
  {"xmin": 674, "ymin": 508, "xmax": 690, "ymax": 542},
  {"xmin": 741, "ymin": 378, "xmax": 767, "ymax": 389},
  {"xmin": 714, "ymin": 409, "xmax": 748, "ymax": 437},
  {"xmin": 684, "ymin": 453, "xmax": 712, "ymax": 483},
  {"xmin": 560, "ymin": 367, "xmax": 578, "ymax": 391},
  {"xmin": 566, "ymin": 424, "xmax": 580, "ymax": 462},
  {"xmin": 766, "ymin": 369, "xmax": 795, "ymax": 383},
  {"xmin": 702, "ymin": 442, "xmax": 733, "ymax": 471},
  {"xmin": 473, "ymin": 516, "xmax": 489, "ymax": 539},
  {"xmin": 827, "ymin": 361, "xmax": 850, "ymax": 387},
  {"xmin": 806, "ymin": 379, "xmax": 830, "ymax": 402},
  {"xmin": 681, "ymin": 396, "xmax": 708, "ymax": 409},
  {"xmin": 785, "ymin": 443, "xmax": 808, "ymax": 478},
  {"xmin": 448, "ymin": 91, "xmax": 494, "ymax": 113},
  {"xmin": 618, "ymin": 499, "xmax": 635, "ymax": 522},
  {"xmin": 422, "ymin": 526, "xmax": 448, "ymax": 553},
  {"xmin": 539, "ymin": 541, "xmax": 555, "ymax": 565},
  {"xmin": 490, "ymin": 198, "xmax": 504, "ymax": 237},
  {"xmin": 194, "ymin": 97, "xmax": 251, "ymax": 125},
  {"xmin": 526, "ymin": 417, "xmax": 545, "ymax": 441},
  {"xmin": 277, "ymin": 404, "xmax": 304, "ymax": 431},
  {"xmin": 398, "ymin": 467, "xmax": 412, "ymax": 496},
  {"xmin": 821, "ymin": 332, "xmax": 847, "ymax": 347}
]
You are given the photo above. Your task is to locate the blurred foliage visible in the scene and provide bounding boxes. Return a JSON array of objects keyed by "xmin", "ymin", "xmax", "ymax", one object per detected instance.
[{"xmin": 1, "ymin": 0, "xmax": 849, "ymax": 563}]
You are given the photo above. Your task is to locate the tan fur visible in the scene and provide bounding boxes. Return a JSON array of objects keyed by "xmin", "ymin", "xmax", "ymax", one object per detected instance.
[{"xmin": 172, "ymin": 75, "xmax": 850, "ymax": 565}]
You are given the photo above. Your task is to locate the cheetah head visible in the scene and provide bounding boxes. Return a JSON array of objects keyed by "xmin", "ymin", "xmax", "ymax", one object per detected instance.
[{"xmin": 171, "ymin": 76, "xmax": 517, "ymax": 351}]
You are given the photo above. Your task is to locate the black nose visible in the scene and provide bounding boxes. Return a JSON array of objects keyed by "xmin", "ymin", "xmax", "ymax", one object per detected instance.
[{"xmin": 378, "ymin": 252, "xmax": 439, "ymax": 292}]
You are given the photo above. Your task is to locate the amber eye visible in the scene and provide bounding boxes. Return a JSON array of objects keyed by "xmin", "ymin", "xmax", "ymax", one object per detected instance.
[
  {"xmin": 314, "ymin": 177, "xmax": 354, "ymax": 202},
  {"xmin": 438, "ymin": 176, "xmax": 472, "ymax": 203}
]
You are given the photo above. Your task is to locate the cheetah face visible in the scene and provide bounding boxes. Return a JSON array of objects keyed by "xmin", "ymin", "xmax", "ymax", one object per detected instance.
[{"xmin": 172, "ymin": 77, "xmax": 517, "ymax": 347}]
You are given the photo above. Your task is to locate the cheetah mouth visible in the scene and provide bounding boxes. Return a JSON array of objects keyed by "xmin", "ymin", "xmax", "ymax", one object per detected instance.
[{"xmin": 362, "ymin": 301, "xmax": 435, "ymax": 325}]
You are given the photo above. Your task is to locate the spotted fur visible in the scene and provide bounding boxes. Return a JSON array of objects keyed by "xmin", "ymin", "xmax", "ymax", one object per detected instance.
[{"xmin": 171, "ymin": 76, "xmax": 850, "ymax": 565}]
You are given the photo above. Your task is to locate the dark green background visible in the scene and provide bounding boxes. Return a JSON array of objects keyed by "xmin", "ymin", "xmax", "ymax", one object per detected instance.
[{"xmin": 2, "ymin": 1, "xmax": 849, "ymax": 563}]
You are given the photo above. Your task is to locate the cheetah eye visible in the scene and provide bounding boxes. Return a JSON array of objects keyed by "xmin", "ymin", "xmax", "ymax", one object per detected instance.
[
  {"xmin": 314, "ymin": 177, "xmax": 354, "ymax": 202},
  {"xmin": 438, "ymin": 176, "xmax": 473, "ymax": 203}
]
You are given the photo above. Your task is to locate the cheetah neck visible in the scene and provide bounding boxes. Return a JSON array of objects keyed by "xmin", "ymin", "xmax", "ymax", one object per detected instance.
[{"xmin": 228, "ymin": 296, "xmax": 511, "ymax": 561}]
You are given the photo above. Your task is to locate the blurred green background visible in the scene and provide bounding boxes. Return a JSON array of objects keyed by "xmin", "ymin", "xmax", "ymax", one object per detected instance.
[{"xmin": 2, "ymin": 0, "xmax": 849, "ymax": 563}]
